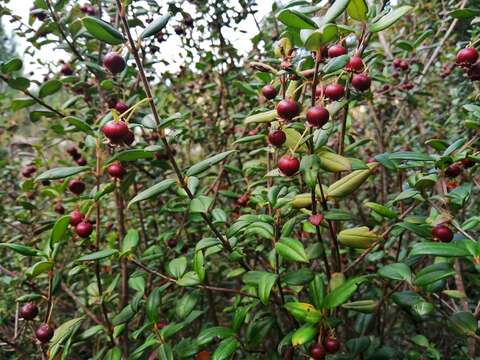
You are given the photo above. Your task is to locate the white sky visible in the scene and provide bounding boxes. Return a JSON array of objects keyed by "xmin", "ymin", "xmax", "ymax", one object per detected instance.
[{"xmin": 3, "ymin": 1, "xmax": 275, "ymax": 77}]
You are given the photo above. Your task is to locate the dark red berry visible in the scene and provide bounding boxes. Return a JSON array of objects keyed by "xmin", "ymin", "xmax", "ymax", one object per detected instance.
[
  {"xmin": 107, "ymin": 162, "xmax": 125, "ymax": 179},
  {"xmin": 328, "ymin": 44, "xmax": 347, "ymax": 58},
  {"xmin": 309, "ymin": 343, "xmax": 326, "ymax": 359},
  {"xmin": 261, "ymin": 85, "xmax": 277, "ymax": 100},
  {"xmin": 456, "ymin": 47, "xmax": 478, "ymax": 66},
  {"xmin": 167, "ymin": 239, "xmax": 177, "ymax": 247},
  {"xmin": 278, "ymin": 155, "xmax": 300, "ymax": 176},
  {"xmin": 351, "ymin": 73, "xmax": 371, "ymax": 92},
  {"xmin": 54, "ymin": 202, "xmax": 65, "ymax": 214},
  {"xmin": 103, "ymin": 52, "xmax": 126, "ymax": 74},
  {"xmin": 60, "ymin": 64, "xmax": 73, "ymax": 76},
  {"xmin": 399, "ymin": 60, "xmax": 409, "ymax": 71},
  {"xmin": 346, "ymin": 56, "xmax": 364, "ymax": 72},
  {"xmin": 461, "ymin": 158, "xmax": 475, "ymax": 168},
  {"xmin": 75, "ymin": 221, "xmax": 93, "ymax": 238},
  {"xmin": 123, "ymin": 129, "xmax": 135, "ymax": 146},
  {"xmin": 102, "ymin": 121, "xmax": 130, "ymax": 144},
  {"xmin": 195, "ymin": 351, "xmax": 210, "ymax": 360},
  {"xmin": 445, "ymin": 163, "xmax": 462, "ymax": 178},
  {"xmin": 21, "ymin": 165, "xmax": 36, "ymax": 178},
  {"xmin": 268, "ymin": 129, "xmax": 286, "ymax": 147},
  {"xmin": 324, "ymin": 83, "xmax": 345, "ymax": 100},
  {"xmin": 174, "ymin": 25, "xmax": 185, "ymax": 35},
  {"xmin": 20, "ymin": 302, "xmax": 38, "ymax": 320},
  {"xmin": 68, "ymin": 179, "xmax": 85, "ymax": 195},
  {"xmin": 276, "ymin": 99, "xmax": 300, "ymax": 120},
  {"xmin": 237, "ymin": 193, "xmax": 250, "ymax": 206},
  {"xmin": 70, "ymin": 210, "xmax": 84, "ymax": 226},
  {"xmin": 315, "ymin": 86, "xmax": 324, "ymax": 99},
  {"xmin": 306, "ymin": 106, "xmax": 329, "ymax": 127},
  {"xmin": 432, "ymin": 224, "xmax": 453, "ymax": 242},
  {"xmin": 76, "ymin": 157, "xmax": 87, "ymax": 166},
  {"xmin": 35, "ymin": 324, "xmax": 54, "ymax": 343},
  {"xmin": 66, "ymin": 145, "xmax": 78, "ymax": 156},
  {"xmin": 114, "ymin": 101, "xmax": 129, "ymax": 113},
  {"xmin": 324, "ymin": 338, "xmax": 340, "ymax": 353},
  {"xmin": 392, "ymin": 59, "xmax": 402, "ymax": 68},
  {"xmin": 467, "ymin": 61, "xmax": 480, "ymax": 81},
  {"xmin": 156, "ymin": 321, "xmax": 168, "ymax": 329}
]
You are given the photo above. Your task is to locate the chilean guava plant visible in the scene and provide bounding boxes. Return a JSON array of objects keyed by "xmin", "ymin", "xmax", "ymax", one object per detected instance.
[{"xmin": 0, "ymin": 0, "xmax": 480, "ymax": 359}]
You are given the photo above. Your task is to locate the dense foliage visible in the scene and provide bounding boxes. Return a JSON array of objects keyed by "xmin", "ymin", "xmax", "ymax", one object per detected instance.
[{"xmin": 0, "ymin": 0, "xmax": 480, "ymax": 359}]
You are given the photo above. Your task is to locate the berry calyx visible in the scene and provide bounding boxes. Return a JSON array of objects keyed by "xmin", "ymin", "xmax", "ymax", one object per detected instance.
[
  {"xmin": 102, "ymin": 120, "xmax": 130, "ymax": 144},
  {"xmin": 276, "ymin": 99, "xmax": 300, "ymax": 120},
  {"xmin": 68, "ymin": 179, "xmax": 86, "ymax": 195},
  {"xmin": 445, "ymin": 163, "xmax": 462, "ymax": 178},
  {"xmin": 20, "ymin": 302, "xmax": 38, "ymax": 320},
  {"xmin": 324, "ymin": 83, "xmax": 345, "ymax": 101},
  {"xmin": 107, "ymin": 162, "xmax": 125, "ymax": 179},
  {"xmin": 261, "ymin": 85, "xmax": 277, "ymax": 100},
  {"xmin": 75, "ymin": 221, "xmax": 93, "ymax": 238},
  {"xmin": 103, "ymin": 52, "xmax": 126, "ymax": 74},
  {"xmin": 456, "ymin": 47, "xmax": 478, "ymax": 66},
  {"xmin": 268, "ymin": 129, "xmax": 286, "ymax": 147},
  {"xmin": 309, "ymin": 343, "xmax": 326, "ymax": 359},
  {"xmin": 306, "ymin": 106, "xmax": 329, "ymax": 127},
  {"xmin": 346, "ymin": 55, "xmax": 364, "ymax": 72},
  {"xmin": 278, "ymin": 155, "xmax": 300, "ymax": 176},
  {"xmin": 432, "ymin": 224, "xmax": 453, "ymax": 242},
  {"xmin": 328, "ymin": 44, "xmax": 347, "ymax": 58},
  {"xmin": 324, "ymin": 337, "xmax": 340, "ymax": 353},
  {"xmin": 114, "ymin": 101, "xmax": 129, "ymax": 113},
  {"xmin": 351, "ymin": 73, "xmax": 371, "ymax": 92},
  {"xmin": 70, "ymin": 210, "xmax": 84, "ymax": 226},
  {"xmin": 35, "ymin": 324, "xmax": 54, "ymax": 343}
]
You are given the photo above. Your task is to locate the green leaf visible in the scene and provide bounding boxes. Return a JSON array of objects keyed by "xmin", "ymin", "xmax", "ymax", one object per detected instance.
[
  {"xmin": 244, "ymin": 110, "xmax": 277, "ymax": 124},
  {"xmin": 65, "ymin": 116, "xmax": 94, "ymax": 134},
  {"xmin": 77, "ymin": 249, "xmax": 117, "ymax": 262},
  {"xmin": 414, "ymin": 263, "xmax": 454, "ymax": 287},
  {"xmin": 197, "ymin": 327, "xmax": 234, "ymax": 347},
  {"xmin": 157, "ymin": 344, "xmax": 174, "ymax": 360},
  {"xmin": 82, "ymin": 16, "xmax": 125, "ymax": 45},
  {"xmin": 291, "ymin": 324, "xmax": 318, "ymax": 346},
  {"xmin": 0, "ymin": 243, "xmax": 39, "ymax": 257},
  {"xmin": 35, "ymin": 166, "xmax": 90, "ymax": 181},
  {"xmin": 321, "ymin": 0, "xmax": 350, "ymax": 25},
  {"xmin": 284, "ymin": 302, "xmax": 322, "ymax": 323},
  {"xmin": 146, "ymin": 287, "xmax": 162, "ymax": 323},
  {"xmin": 212, "ymin": 337, "xmax": 240, "ymax": 360},
  {"xmin": 167, "ymin": 257, "xmax": 187, "ymax": 278},
  {"xmin": 449, "ymin": 8, "xmax": 480, "ymax": 18},
  {"xmin": 193, "ymin": 250, "xmax": 205, "ymax": 282},
  {"xmin": 276, "ymin": 9, "xmax": 317, "ymax": 29},
  {"xmin": 189, "ymin": 195, "xmax": 213, "ymax": 214},
  {"xmin": 369, "ymin": 6, "xmax": 413, "ymax": 33},
  {"xmin": 1, "ymin": 58, "xmax": 23, "ymax": 73},
  {"xmin": 50, "ymin": 215, "xmax": 71, "ymax": 245},
  {"xmin": 275, "ymin": 237, "xmax": 309, "ymax": 263},
  {"xmin": 107, "ymin": 149, "xmax": 154, "ymax": 163},
  {"xmin": 26, "ymin": 261, "xmax": 53, "ymax": 277},
  {"xmin": 378, "ymin": 263, "xmax": 411, "ymax": 283},
  {"xmin": 388, "ymin": 151, "xmax": 434, "ymax": 161},
  {"xmin": 8, "ymin": 77, "xmax": 30, "ymax": 90},
  {"xmin": 449, "ymin": 311, "xmax": 478, "ymax": 336},
  {"xmin": 121, "ymin": 229, "xmax": 139, "ymax": 255},
  {"xmin": 48, "ymin": 317, "xmax": 83, "ymax": 351},
  {"xmin": 323, "ymin": 276, "xmax": 367, "ymax": 309},
  {"xmin": 347, "ymin": 0, "xmax": 368, "ymax": 21},
  {"xmin": 186, "ymin": 150, "xmax": 236, "ymax": 176},
  {"xmin": 11, "ymin": 98, "xmax": 35, "ymax": 111},
  {"xmin": 232, "ymin": 134, "xmax": 264, "ymax": 144},
  {"xmin": 364, "ymin": 202, "xmax": 398, "ymax": 219},
  {"xmin": 258, "ymin": 272, "xmax": 277, "ymax": 305},
  {"xmin": 300, "ymin": 23, "xmax": 338, "ymax": 50},
  {"xmin": 409, "ymin": 242, "xmax": 471, "ymax": 257},
  {"xmin": 39, "ymin": 79, "xmax": 62, "ymax": 98},
  {"xmin": 140, "ymin": 14, "xmax": 171, "ymax": 39},
  {"xmin": 308, "ymin": 274, "xmax": 325, "ymax": 309},
  {"xmin": 127, "ymin": 179, "xmax": 176, "ymax": 208},
  {"xmin": 323, "ymin": 54, "xmax": 349, "ymax": 74}
]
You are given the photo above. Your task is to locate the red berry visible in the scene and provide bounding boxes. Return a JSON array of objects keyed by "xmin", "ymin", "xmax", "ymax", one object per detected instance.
[
  {"xmin": 103, "ymin": 52, "xmax": 126, "ymax": 74},
  {"xmin": 76, "ymin": 157, "xmax": 87, "ymax": 166},
  {"xmin": 276, "ymin": 99, "xmax": 300, "ymax": 120},
  {"xmin": 399, "ymin": 60, "xmax": 409, "ymax": 71},
  {"xmin": 114, "ymin": 101, "xmax": 129, "ymax": 113},
  {"xmin": 35, "ymin": 324, "xmax": 54, "ymax": 343},
  {"xmin": 70, "ymin": 210, "xmax": 84, "ymax": 226},
  {"xmin": 445, "ymin": 163, "xmax": 462, "ymax": 178},
  {"xmin": 324, "ymin": 338, "xmax": 340, "ymax": 353},
  {"xmin": 21, "ymin": 165, "xmax": 36, "ymax": 178},
  {"xmin": 167, "ymin": 238, "xmax": 177, "ymax": 247},
  {"xmin": 107, "ymin": 162, "xmax": 125, "ymax": 179},
  {"xmin": 66, "ymin": 145, "xmax": 78, "ymax": 156},
  {"xmin": 261, "ymin": 85, "xmax": 277, "ymax": 100},
  {"xmin": 156, "ymin": 321, "xmax": 168, "ymax": 329},
  {"xmin": 195, "ymin": 351, "xmax": 211, "ymax": 360},
  {"xmin": 351, "ymin": 73, "xmax": 371, "ymax": 92},
  {"xmin": 392, "ymin": 58, "xmax": 402, "ymax": 68},
  {"xmin": 467, "ymin": 61, "xmax": 480, "ymax": 81},
  {"xmin": 68, "ymin": 179, "xmax": 85, "ymax": 195},
  {"xmin": 268, "ymin": 129, "xmax": 286, "ymax": 147},
  {"xmin": 54, "ymin": 202, "xmax": 65, "ymax": 214},
  {"xmin": 278, "ymin": 155, "xmax": 300, "ymax": 176},
  {"xmin": 102, "ymin": 121, "xmax": 130, "ymax": 144},
  {"xmin": 328, "ymin": 44, "xmax": 347, "ymax": 58},
  {"xmin": 123, "ymin": 129, "xmax": 135, "ymax": 146},
  {"xmin": 75, "ymin": 221, "xmax": 93, "ymax": 238},
  {"xmin": 324, "ymin": 83, "xmax": 345, "ymax": 100},
  {"xmin": 237, "ymin": 193, "xmax": 250, "ymax": 206},
  {"xmin": 20, "ymin": 302, "xmax": 38, "ymax": 320},
  {"xmin": 432, "ymin": 224, "xmax": 453, "ymax": 242},
  {"xmin": 309, "ymin": 343, "xmax": 326, "ymax": 359},
  {"xmin": 315, "ymin": 86, "xmax": 324, "ymax": 99},
  {"xmin": 306, "ymin": 106, "xmax": 329, "ymax": 127},
  {"xmin": 456, "ymin": 47, "xmax": 478, "ymax": 66},
  {"xmin": 60, "ymin": 63, "xmax": 73, "ymax": 76},
  {"xmin": 346, "ymin": 56, "xmax": 364, "ymax": 72},
  {"xmin": 461, "ymin": 158, "xmax": 475, "ymax": 168}
]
